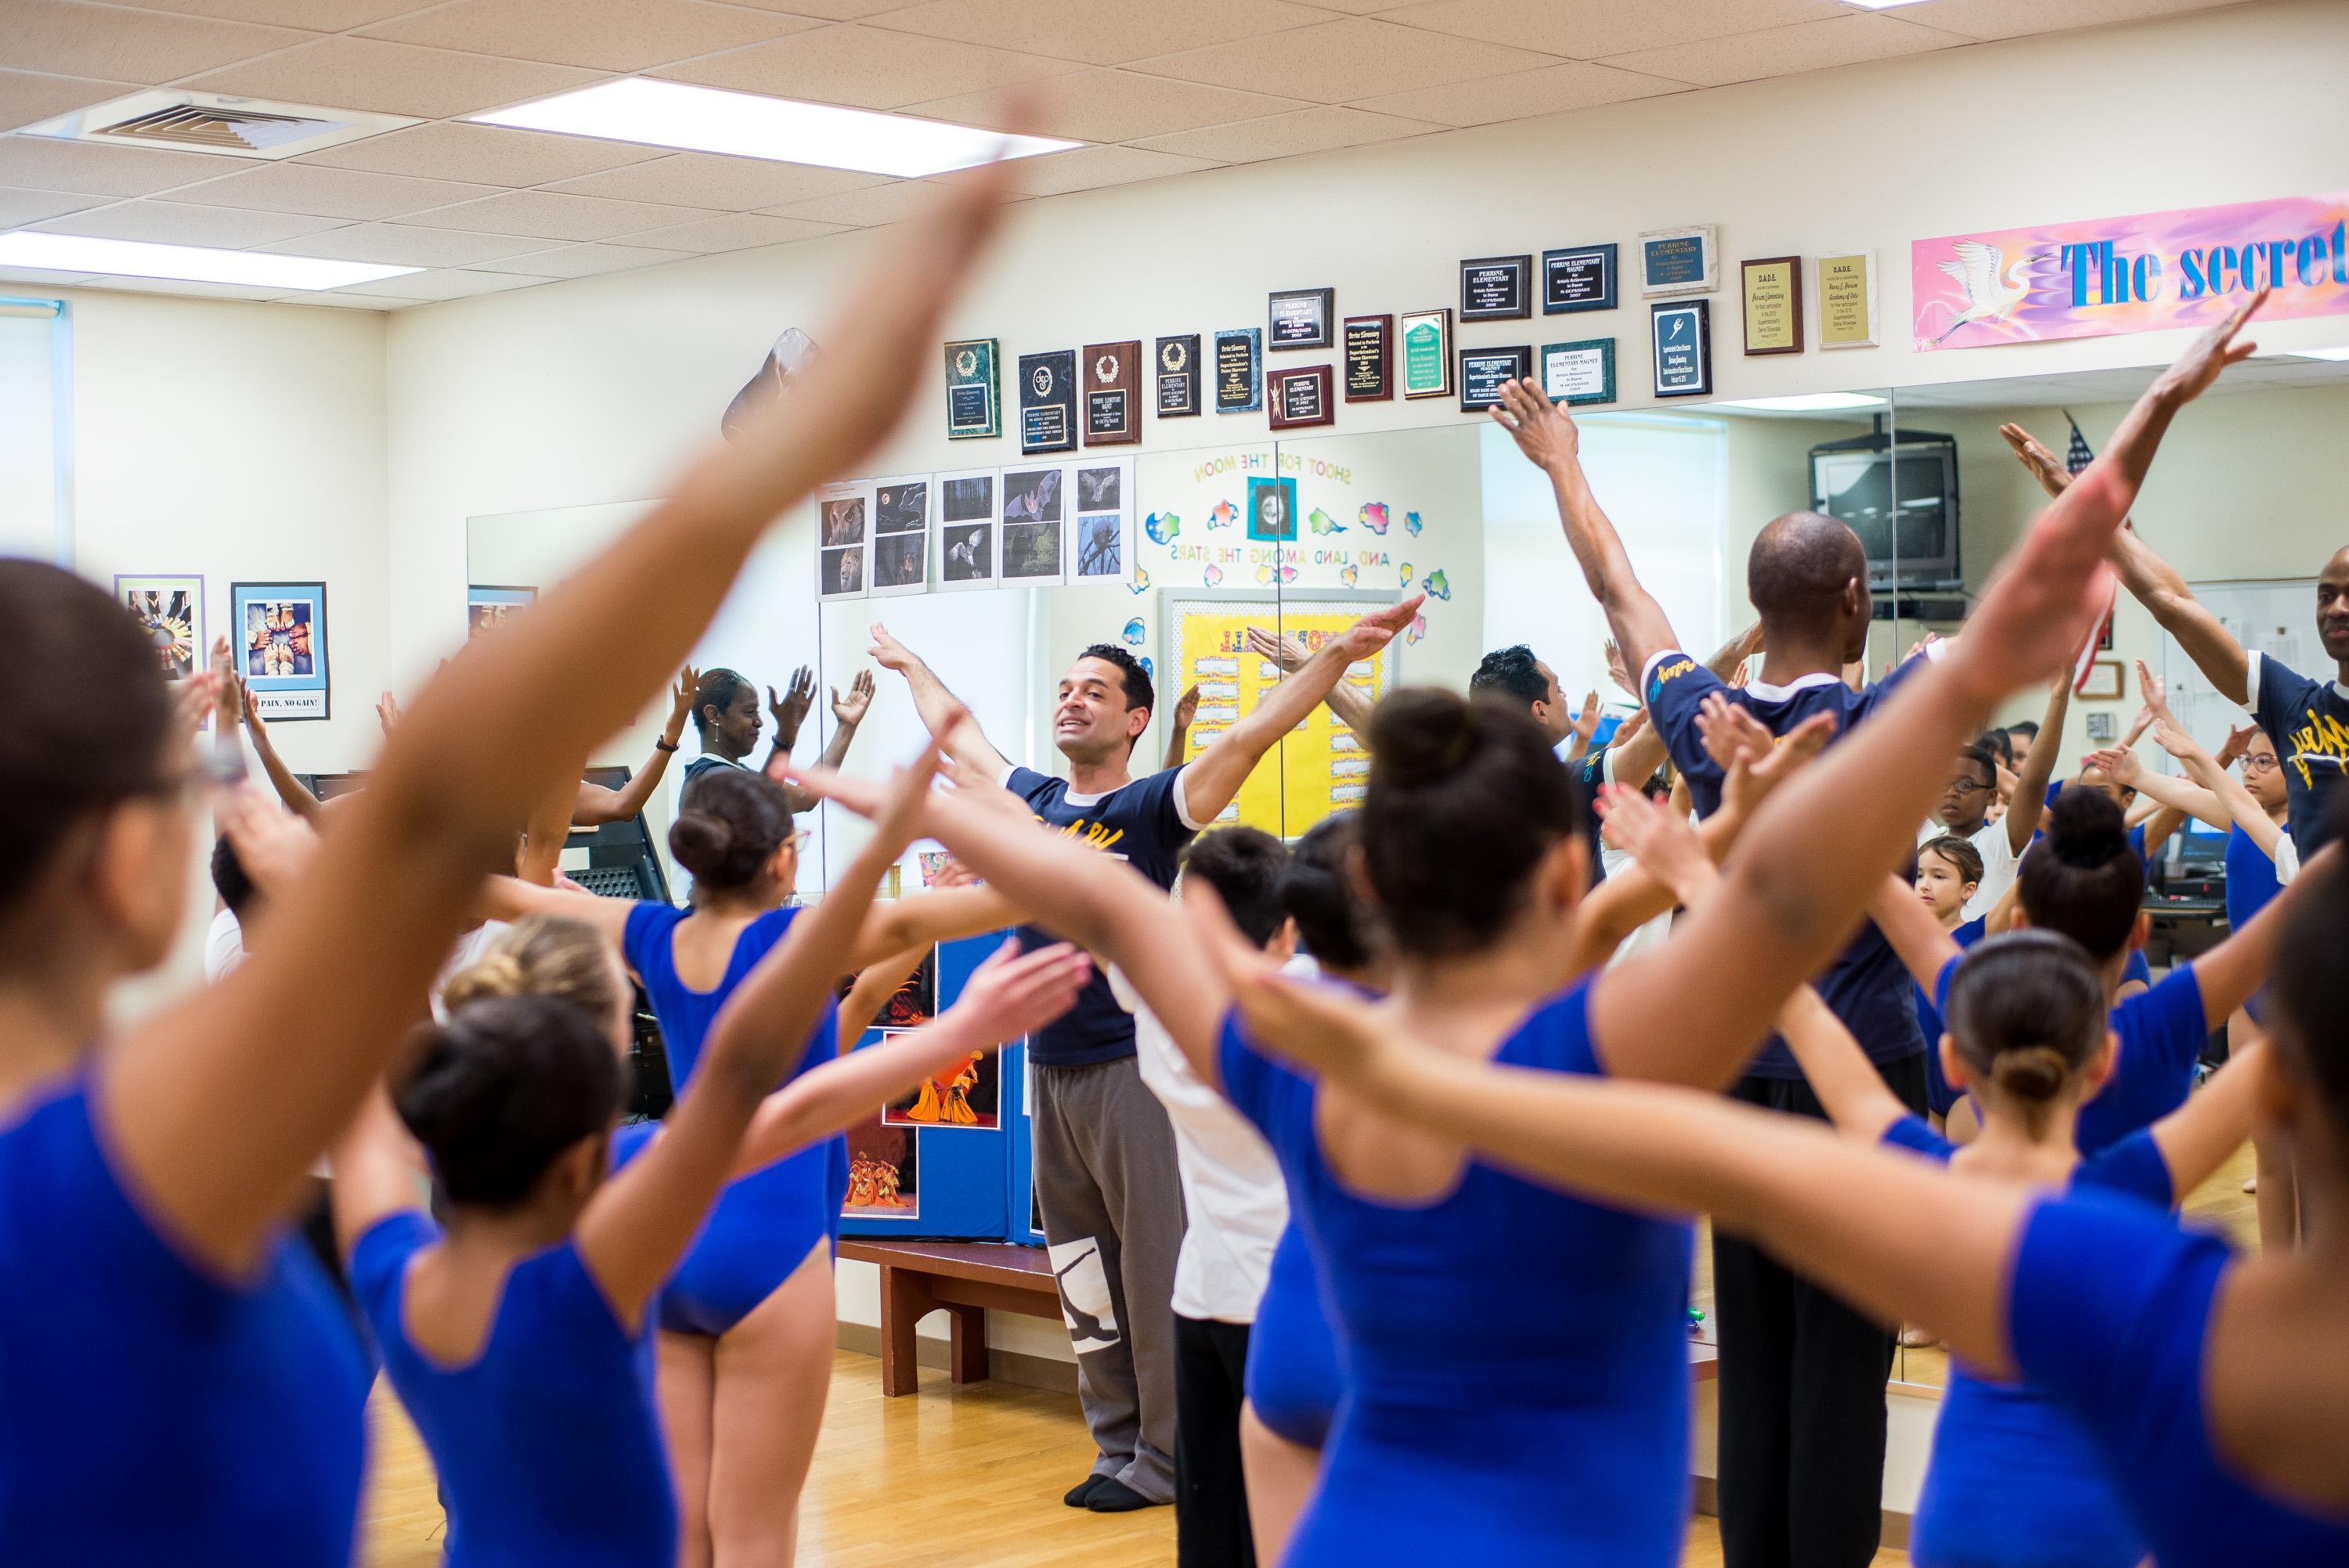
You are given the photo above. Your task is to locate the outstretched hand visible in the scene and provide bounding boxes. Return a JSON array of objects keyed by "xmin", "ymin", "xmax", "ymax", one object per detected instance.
[
  {"xmin": 2216, "ymin": 722, "xmax": 2261, "ymax": 768},
  {"xmin": 1694, "ymin": 690, "xmax": 1773, "ymax": 774},
  {"xmin": 2151, "ymin": 288, "xmax": 2268, "ymax": 407},
  {"xmin": 948, "ymin": 937, "xmax": 1092, "ymax": 1048},
  {"xmin": 1184, "ymin": 878, "xmax": 1396, "ymax": 1085},
  {"xmin": 2150, "ymin": 719, "xmax": 2205, "ymax": 764},
  {"xmin": 2133, "ymin": 658, "xmax": 2174, "ymax": 725},
  {"xmin": 771, "ymin": 666, "xmax": 816, "ymax": 744},
  {"xmin": 1719, "ymin": 709, "xmax": 1837, "ymax": 820},
  {"xmin": 1332, "ymin": 595, "xmax": 1426, "ymax": 662},
  {"xmin": 1999, "ymin": 423, "xmax": 2072, "ymax": 499},
  {"xmin": 832, "ymin": 668, "xmax": 876, "ymax": 726},
  {"xmin": 2085, "ymin": 745, "xmax": 2142, "ymax": 788},
  {"xmin": 1488, "ymin": 377, "xmax": 1581, "ymax": 470},
  {"xmin": 1598, "ymin": 784, "xmax": 1715, "ymax": 907},
  {"xmin": 668, "ymin": 665, "xmax": 700, "ymax": 734},
  {"xmin": 1172, "ymin": 683, "xmax": 1202, "ymax": 728},
  {"xmin": 218, "ymin": 785, "xmax": 319, "ymax": 896},
  {"xmin": 868, "ymin": 622, "xmax": 915, "ymax": 674},
  {"xmin": 1570, "ymin": 690, "xmax": 1602, "ymax": 745},
  {"xmin": 1604, "ymin": 639, "xmax": 1633, "ymax": 697},
  {"xmin": 171, "ymin": 671, "xmax": 223, "ymax": 744},
  {"xmin": 1243, "ymin": 626, "xmax": 1312, "ymax": 675},
  {"xmin": 375, "ymin": 690, "xmax": 402, "ymax": 740}
]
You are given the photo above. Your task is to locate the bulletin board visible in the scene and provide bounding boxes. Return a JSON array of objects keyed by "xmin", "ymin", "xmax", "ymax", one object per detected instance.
[{"xmin": 1165, "ymin": 592, "xmax": 1398, "ymax": 841}]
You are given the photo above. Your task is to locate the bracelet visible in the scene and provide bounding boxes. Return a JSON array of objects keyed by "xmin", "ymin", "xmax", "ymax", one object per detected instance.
[{"xmin": 655, "ymin": 738, "xmax": 679, "ymax": 753}]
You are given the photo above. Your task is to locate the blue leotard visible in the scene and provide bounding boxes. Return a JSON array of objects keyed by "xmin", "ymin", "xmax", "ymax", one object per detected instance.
[
  {"xmin": 2010, "ymin": 1191, "xmax": 2349, "ymax": 1564},
  {"xmin": 1243, "ymin": 1220, "xmax": 1343, "ymax": 1448},
  {"xmin": 0, "ymin": 1075, "xmax": 368, "ymax": 1565},
  {"xmin": 624, "ymin": 902, "xmax": 846, "ymax": 1336},
  {"xmin": 353, "ymin": 1211, "xmax": 675, "ymax": 1568},
  {"xmin": 1220, "ymin": 982, "xmax": 1695, "ymax": 1564},
  {"xmin": 1884, "ymin": 1116, "xmax": 2170, "ymax": 1568},
  {"xmin": 2224, "ymin": 823, "xmax": 2282, "ymax": 1026},
  {"xmin": 1936, "ymin": 952, "xmax": 2206, "ymax": 1154}
]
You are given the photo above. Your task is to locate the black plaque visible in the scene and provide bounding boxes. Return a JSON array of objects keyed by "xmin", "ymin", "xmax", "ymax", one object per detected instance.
[
  {"xmin": 1269, "ymin": 365, "xmax": 1333, "ymax": 430},
  {"xmin": 1214, "ymin": 327, "xmax": 1261, "ymax": 415},
  {"xmin": 1343, "ymin": 314, "xmax": 1391, "ymax": 402},
  {"xmin": 1268, "ymin": 287, "xmax": 1334, "ymax": 350},
  {"xmin": 1460, "ymin": 254, "xmax": 1532, "ymax": 321},
  {"xmin": 1543, "ymin": 243, "xmax": 1617, "ymax": 314},
  {"xmin": 1017, "ymin": 348, "xmax": 1077, "ymax": 453},
  {"xmin": 1459, "ymin": 345, "xmax": 1532, "ymax": 412},
  {"xmin": 1156, "ymin": 333, "xmax": 1201, "ymax": 417}
]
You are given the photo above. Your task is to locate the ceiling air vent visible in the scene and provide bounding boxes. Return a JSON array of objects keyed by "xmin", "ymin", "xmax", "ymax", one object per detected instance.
[{"xmin": 16, "ymin": 91, "xmax": 418, "ymax": 160}]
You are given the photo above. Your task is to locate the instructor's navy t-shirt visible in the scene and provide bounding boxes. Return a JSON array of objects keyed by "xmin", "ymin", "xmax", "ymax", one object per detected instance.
[
  {"xmin": 2244, "ymin": 649, "xmax": 2348, "ymax": 860},
  {"xmin": 1007, "ymin": 762, "xmax": 1202, "ymax": 1067},
  {"xmin": 1644, "ymin": 648, "xmax": 1936, "ymax": 1076}
]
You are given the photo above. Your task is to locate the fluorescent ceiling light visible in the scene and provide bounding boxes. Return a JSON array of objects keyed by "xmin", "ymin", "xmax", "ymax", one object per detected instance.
[
  {"xmin": 1716, "ymin": 391, "xmax": 1889, "ymax": 411},
  {"xmin": 1840, "ymin": 0, "xmax": 1932, "ymax": 8},
  {"xmin": 0, "ymin": 232, "xmax": 417, "ymax": 291},
  {"xmin": 472, "ymin": 78, "xmax": 1080, "ymax": 179}
]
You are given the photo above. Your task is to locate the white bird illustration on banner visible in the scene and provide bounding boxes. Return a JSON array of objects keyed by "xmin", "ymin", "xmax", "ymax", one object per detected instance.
[{"xmin": 1934, "ymin": 240, "xmax": 2036, "ymax": 344}]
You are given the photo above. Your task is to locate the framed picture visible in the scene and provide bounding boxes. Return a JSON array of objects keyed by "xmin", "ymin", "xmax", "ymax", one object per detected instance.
[
  {"xmin": 1398, "ymin": 308, "xmax": 1453, "ymax": 398},
  {"xmin": 1246, "ymin": 474, "xmax": 1297, "ymax": 542},
  {"xmin": 870, "ymin": 474, "xmax": 930, "ymax": 598},
  {"xmin": 880, "ymin": 1027, "xmax": 1001, "ymax": 1131},
  {"xmin": 1543, "ymin": 243, "xmax": 1617, "ymax": 314},
  {"xmin": 1268, "ymin": 287, "xmax": 1335, "ymax": 350},
  {"xmin": 1268, "ymin": 364, "xmax": 1335, "ymax": 429},
  {"xmin": 943, "ymin": 337, "xmax": 1000, "ymax": 439},
  {"xmin": 1073, "ymin": 459, "xmax": 1132, "ymax": 584},
  {"xmin": 1651, "ymin": 301, "xmax": 1713, "ymax": 398},
  {"xmin": 1640, "ymin": 224, "xmax": 1719, "ymax": 297},
  {"xmin": 1540, "ymin": 337, "xmax": 1616, "ymax": 406},
  {"xmin": 935, "ymin": 469, "xmax": 998, "ymax": 592},
  {"xmin": 1459, "ymin": 345, "xmax": 1532, "ymax": 412},
  {"xmin": 816, "ymin": 481, "xmax": 871, "ymax": 600},
  {"xmin": 1000, "ymin": 464, "xmax": 1066, "ymax": 585},
  {"xmin": 467, "ymin": 584, "xmax": 534, "ymax": 639},
  {"xmin": 115, "ymin": 575, "xmax": 203, "ymax": 682},
  {"xmin": 230, "ymin": 581, "xmax": 330, "ymax": 720},
  {"xmin": 1459, "ymin": 254, "xmax": 1532, "ymax": 321},
  {"xmin": 1740, "ymin": 256, "xmax": 1803, "ymax": 356},
  {"xmin": 843, "ymin": 1112, "xmax": 918, "ymax": 1219},
  {"xmin": 2080, "ymin": 658, "xmax": 2126, "ymax": 701}
]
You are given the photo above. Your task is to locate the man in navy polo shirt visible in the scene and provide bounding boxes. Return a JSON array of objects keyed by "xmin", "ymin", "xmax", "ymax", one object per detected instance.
[{"xmin": 869, "ymin": 598, "xmax": 1416, "ymax": 1514}]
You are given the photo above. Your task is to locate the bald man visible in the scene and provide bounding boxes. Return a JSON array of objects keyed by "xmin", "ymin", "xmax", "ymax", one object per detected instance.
[{"xmin": 1489, "ymin": 380, "xmax": 1939, "ymax": 1568}]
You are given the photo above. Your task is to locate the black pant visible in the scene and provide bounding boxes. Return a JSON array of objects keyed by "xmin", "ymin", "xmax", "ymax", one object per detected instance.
[
  {"xmin": 1171, "ymin": 1314, "xmax": 1257, "ymax": 1568},
  {"xmin": 1713, "ymin": 1053, "xmax": 1929, "ymax": 1568}
]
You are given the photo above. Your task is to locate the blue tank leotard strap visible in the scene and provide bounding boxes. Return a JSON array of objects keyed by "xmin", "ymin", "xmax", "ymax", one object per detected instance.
[
  {"xmin": 1219, "ymin": 982, "xmax": 1696, "ymax": 1566},
  {"xmin": 1243, "ymin": 1221, "xmax": 1344, "ymax": 1450},
  {"xmin": 622, "ymin": 902, "xmax": 848, "ymax": 1337},
  {"xmin": 0, "ymin": 1075, "xmax": 368, "ymax": 1566},
  {"xmin": 353, "ymin": 1211, "xmax": 677, "ymax": 1568},
  {"xmin": 2010, "ymin": 1191, "xmax": 2349, "ymax": 1565},
  {"xmin": 1884, "ymin": 1117, "xmax": 2170, "ymax": 1568}
]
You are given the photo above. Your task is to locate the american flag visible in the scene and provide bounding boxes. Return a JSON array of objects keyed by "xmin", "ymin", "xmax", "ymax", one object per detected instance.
[{"xmin": 2062, "ymin": 411, "xmax": 2116, "ymax": 688}]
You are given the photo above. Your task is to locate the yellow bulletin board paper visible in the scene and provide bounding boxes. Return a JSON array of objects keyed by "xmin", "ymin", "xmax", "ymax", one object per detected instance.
[{"xmin": 1167, "ymin": 594, "xmax": 1398, "ymax": 840}]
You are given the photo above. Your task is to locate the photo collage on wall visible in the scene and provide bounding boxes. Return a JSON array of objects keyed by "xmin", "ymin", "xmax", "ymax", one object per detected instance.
[
  {"xmin": 1072, "ymin": 458, "xmax": 1131, "ymax": 585},
  {"xmin": 230, "ymin": 581, "xmax": 331, "ymax": 720},
  {"xmin": 845, "ymin": 1116, "xmax": 918, "ymax": 1219},
  {"xmin": 816, "ymin": 481, "xmax": 871, "ymax": 601},
  {"xmin": 1000, "ymin": 463, "xmax": 1066, "ymax": 585},
  {"xmin": 869, "ymin": 476, "xmax": 930, "ymax": 598},
  {"xmin": 115, "ymin": 575, "xmax": 204, "ymax": 682},
  {"xmin": 817, "ymin": 462, "xmax": 1148, "ymax": 599},
  {"xmin": 936, "ymin": 470, "xmax": 997, "ymax": 590}
]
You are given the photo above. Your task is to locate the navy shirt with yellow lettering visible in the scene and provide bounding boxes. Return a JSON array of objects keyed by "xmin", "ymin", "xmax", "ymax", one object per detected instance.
[
  {"xmin": 2244, "ymin": 649, "xmax": 2348, "ymax": 861},
  {"xmin": 1643, "ymin": 648, "xmax": 1938, "ymax": 1077},
  {"xmin": 1006, "ymin": 763, "xmax": 1203, "ymax": 1067}
]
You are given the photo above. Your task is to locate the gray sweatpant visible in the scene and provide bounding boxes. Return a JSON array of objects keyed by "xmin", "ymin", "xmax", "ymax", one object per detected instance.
[{"xmin": 1033, "ymin": 1053, "xmax": 1185, "ymax": 1503}]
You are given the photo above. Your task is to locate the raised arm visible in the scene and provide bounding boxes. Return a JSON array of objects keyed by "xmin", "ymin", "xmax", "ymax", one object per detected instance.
[
  {"xmin": 1161, "ymin": 683, "xmax": 1201, "ymax": 770},
  {"xmin": 239, "ymin": 678, "xmax": 323, "ymax": 822},
  {"xmin": 1869, "ymin": 874, "xmax": 1965, "ymax": 993},
  {"xmin": 573, "ymin": 744, "xmax": 934, "ymax": 1324},
  {"xmin": 110, "ymin": 155, "xmax": 1023, "ymax": 1275},
  {"xmin": 2007, "ymin": 675, "xmax": 2071, "ymax": 856},
  {"xmin": 1241, "ymin": 629, "xmax": 1374, "ymax": 735},
  {"xmin": 730, "ymin": 938, "xmax": 1088, "ymax": 1177},
  {"xmin": 2147, "ymin": 1039, "xmax": 2271, "ymax": 1199},
  {"xmin": 1777, "ymin": 986, "xmax": 1914, "ymax": 1142},
  {"xmin": 774, "ymin": 669, "xmax": 875, "ymax": 814},
  {"xmin": 2187, "ymin": 846, "xmax": 2335, "ymax": 1028},
  {"xmin": 327, "ymin": 1086, "xmax": 430, "ymax": 1260},
  {"xmin": 1489, "ymin": 377, "xmax": 1681, "ymax": 676},
  {"xmin": 868, "ymin": 622, "xmax": 1013, "ymax": 780},
  {"xmin": 2087, "ymin": 744, "xmax": 2230, "ymax": 834},
  {"xmin": 2154, "ymin": 717, "xmax": 2282, "ymax": 860},
  {"xmin": 1183, "ymin": 599, "xmax": 1422, "ymax": 822},
  {"xmin": 572, "ymin": 666, "xmax": 695, "ymax": 827}
]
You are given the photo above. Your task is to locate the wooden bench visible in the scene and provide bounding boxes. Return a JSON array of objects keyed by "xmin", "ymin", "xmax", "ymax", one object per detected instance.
[{"xmin": 839, "ymin": 1239, "xmax": 1063, "ymax": 1397}]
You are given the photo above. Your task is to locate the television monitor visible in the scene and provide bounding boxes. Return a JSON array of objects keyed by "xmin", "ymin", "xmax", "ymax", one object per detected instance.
[{"xmin": 1810, "ymin": 427, "xmax": 1961, "ymax": 589}]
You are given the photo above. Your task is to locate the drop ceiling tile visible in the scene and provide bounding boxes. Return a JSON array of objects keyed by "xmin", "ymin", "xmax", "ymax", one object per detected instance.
[
  {"xmin": 101, "ymin": 0, "xmax": 430, "ymax": 29},
  {"xmin": 250, "ymin": 220, "xmax": 550, "ymax": 266},
  {"xmin": 1131, "ymin": 104, "xmax": 1440, "ymax": 164},
  {"xmin": 0, "ymin": 135, "xmax": 226, "ymax": 196},
  {"xmin": 903, "ymin": 69, "xmax": 1306, "ymax": 144},
  {"xmin": 362, "ymin": 267, "xmax": 561, "ymax": 301},
  {"xmin": 360, "ymin": 0, "xmax": 814, "ymax": 74},
  {"xmin": 1350, "ymin": 59, "xmax": 1687, "ymax": 126},
  {"xmin": 1378, "ymin": 0, "xmax": 1847, "ymax": 60},
  {"xmin": 182, "ymin": 36, "xmax": 604, "ymax": 120},
  {"xmin": 615, "ymin": 211, "xmax": 846, "ymax": 252},
  {"xmin": 543, "ymin": 153, "xmax": 888, "ymax": 211},
  {"xmin": 654, "ymin": 24, "xmax": 1087, "ymax": 111},
  {"xmin": 471, "ymin": 240, "xmax": 699, "ymax": 276},
  {"xmin": 723, "ymin": 0, "xmax": 904, "ymax": 15},
  {"xmin": 867, "ymin": 0, "xmax": 1330, "ymax": 68},
  {"xmin": 0, "ymin": 2, "xmax": 316, "ymax": 86},
  {"xmin": 413, "ymin": 188, "xmax": 718, "ymax": 241},
  {"xmin": 763, "ymin": 179, "xmax": 943, "ymax": 228},
  {"xmin": 0, "ymin": 69, "xmax": 142, "ymax": 132},
  {"xmin": 296, "ymin": 120, "xmax": 666, "ymax": 186},
  {"xmin": 1287, "ymin": 0, "xmax": 1398, "ymax": 12},
  {"xmin": 0, "ymin": 185, "xmax": 108, "ymax": 226},
  {"xmin": 1133, "ymin": 16, "xmax": 1559, "ymax": 102},
  {"xmin": 1893, "ymin": 0, "xmax": 2243, "ymax": 41},
  {"xmin": 71, "ymin": 274, "xmax": 292, "ymax": 300},
  {"xmin": 1005, "ymin": 142, "xmax": 1220, "ymax": 198},
  {"xmin": 159, "ymin": 161, "xmax": 500, "ymax": 220},
  {"xmin": 1596, "ymin": 13, "xmax": 1955, "ymax": 87},
  {"xmin": 0, "ymin": 264, "xmax": 100, "ymax": 290},
  {"xmin": 272, "ymin": 290, "xmax": 416, "ymax": 309},
  {"xmin": 27, "ymin": 198, "xmax": 342, "ymax": 247}
]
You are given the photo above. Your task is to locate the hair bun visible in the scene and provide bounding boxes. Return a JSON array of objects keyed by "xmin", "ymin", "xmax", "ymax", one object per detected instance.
[
  {"xmin": 1990, "ymin": 1044, "xmax": 2069, "ymax": 1104},
  {"xmin": 1369, "ymin": 688, "xmax": 1481, "ymax": 788},
  {"xmin": 668, "ymin": 809, "xmax": 738, "ymax": 879},
  {"xmin": 440, "ymin": 950, "xmax": 528, "ymax": 1012},
  {"xmin": 392, "ymin": 1022, "xmax": 500, "ymax": 1146},
  {"xmin": 2044, "ymin": 783, "xmax": 2129, "ymax": 866}
]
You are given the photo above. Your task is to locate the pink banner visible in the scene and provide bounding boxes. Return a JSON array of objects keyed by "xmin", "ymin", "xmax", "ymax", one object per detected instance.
[{"xmin": 1911, "ymin": 193, "xmax": 2349, "ymax": 351}]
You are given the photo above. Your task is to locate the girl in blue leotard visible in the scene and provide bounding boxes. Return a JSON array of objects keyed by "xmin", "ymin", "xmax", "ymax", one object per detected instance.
[
  {"xmin": 800, "ymin": 471, "xmax": 2123, "ymax": 1562},
  {"xmin": 1773, "ymin": 932, "xmax": 2271, "ymax": 1568},
  {"xmin": 332, "ymin": 819, "xmax": 1084, "ymax": 1568},
  {"xmin": 485, "ymin": 765, "xmax": 1019, "ymax": 1566}
]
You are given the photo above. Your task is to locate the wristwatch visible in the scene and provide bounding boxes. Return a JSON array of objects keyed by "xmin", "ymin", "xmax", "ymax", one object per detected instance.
[{"xmin": 655, "ymin": 738, "xmax": 680, "ymax": 753}]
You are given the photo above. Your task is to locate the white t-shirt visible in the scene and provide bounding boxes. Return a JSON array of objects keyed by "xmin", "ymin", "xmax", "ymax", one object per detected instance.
[
  {"xmin": 1114, "ymin": 957, "xmax": 1289, "ymax": 1325},
  {"xmin": 1919, "ymin": 815, "xmax": 2020, "ymax": 922},
  {"xmin": 1597, "ymin": 750, "xmax": 1673, "ymax": 965},
  {"xmin": 204, "ymin": 907, "xmax": 244, "ymax": 983}
]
